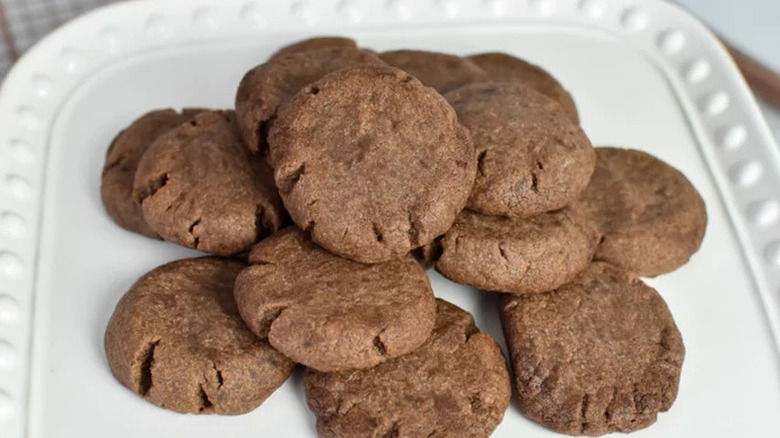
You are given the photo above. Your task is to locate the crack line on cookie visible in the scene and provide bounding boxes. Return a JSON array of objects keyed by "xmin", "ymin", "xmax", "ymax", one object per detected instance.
[
  {"xmin": 280, "ymin": 163, "xmax": 306, "ymax": 194},
  {"xmin": 580, "ymin": 393, "xmax": 590, "ymax": 433},
  {"xmin": 136, "ymin": 173, "xmax": 169, "ymax": 203},
  {"xmin": 188, "ymin": 218, "xmax": 202, "ymax": 248},
  {"xmin": 373, "ymin": 333, "xmax": 388, "ymax": 356},
  {"xmin": 198, "ymin": 383, "xmax": 214, "ymax": 412},
  {"xmin": 372, "ymin": 223, "xmax": 385, "ymax": 244},
  {"xmin": 137, "ymin": 338, "xmax": 160, "ymax": 396},
  {"xmin": 255, "ymin": 204, "xmax": 267, "ymax": 240}
]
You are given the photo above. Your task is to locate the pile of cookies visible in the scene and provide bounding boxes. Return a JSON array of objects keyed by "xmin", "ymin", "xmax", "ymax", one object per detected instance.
[{"xmin": 101, "ymin": 36, "xmax": 707, "ymax": 437}]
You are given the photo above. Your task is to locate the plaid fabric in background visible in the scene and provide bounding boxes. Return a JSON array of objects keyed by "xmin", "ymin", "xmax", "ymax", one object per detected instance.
[{"xmin": 0, "ymin": 0, "xmax": 116, "ymax": 78}]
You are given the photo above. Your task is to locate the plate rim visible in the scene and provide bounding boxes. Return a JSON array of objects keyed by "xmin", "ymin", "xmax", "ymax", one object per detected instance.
[{"xmin": 1, "ymin": 0, "xmax": 779, "ymax": 435}]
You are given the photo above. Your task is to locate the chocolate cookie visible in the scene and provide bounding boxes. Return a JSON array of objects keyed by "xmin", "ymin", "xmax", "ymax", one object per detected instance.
[
  {"xmin": 305, "ymin": 299, "xmax": 511, "ymax": 438},
  {"xmin": 580, "ymin": 147, "xmax": 707, "ymax": 277},
  {"xmin": 269, "ymin": 36, "xmax": 358, "ymax": 62},
  {"xmin": 236, "ymin": 45, "xmax": 384, "ymax": 152},
  {"xmin": 234, "ymin": 227, "xmax": 437, "ymax": 372},
  {"xmin": 269, "ymin": 65, "xmax": 476, "ymax": 264},
  {"xmin": 468, "ymin": 52, "xmax": 579, "ymax": 124},
  {"xmin": 446, "ymin": 82, "xmax": 595, "ymax": 218},
  {"xmin": 437, "ymin": 207, "xmax": 599, "ymax": 294},
  {"xmin": 101, "ymin": 109, "xmax": 201, "ymax": 238},
  {"xmin": 133, "ymin": 110, "xmax": 287, "ymax": 256},
  {"xmin": 379, "ymin": 49, "xmax": 489, "ymax": 94},
  {"xmin": 500, "ymin": 262, "xmax": 685, "ymax": 436},
  {"xmin": 104, "ymin": 257, "xmax": 295, "ymax": 415}
]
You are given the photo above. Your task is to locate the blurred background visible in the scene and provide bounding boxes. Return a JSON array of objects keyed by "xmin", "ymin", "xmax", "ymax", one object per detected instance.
[{"xmin": 0, "ymin": 0, "xmax": 778, "ymax": 138}]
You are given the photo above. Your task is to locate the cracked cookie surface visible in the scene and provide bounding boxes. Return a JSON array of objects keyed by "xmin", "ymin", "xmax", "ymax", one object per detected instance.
[
  {"xmin": 467, "ymin": 52, "xmax": 579, "ymax": 124},
  {"xmin": 437, "ymin": 207, "xmax": 599, "ymax": 294},
  {"xmin": 132, "ymin": 110, "xmax": 287, "ymax": 256},
  {"xmin": 500, "ymin": 262, "xmax": 685, "ymax": 436},
  {"xmin": 379, "ymin": 49, "xmax": 489, "ymax": 94},
  {"xmin": 101, "ymin": 108, "xmax": 202, "ymax": 238},
  {"xmin": 304, "ymin": 299, "xmax": 511, "ymax": 438},
  {"xmin": 104, "ymin": 257, "xmax": 294, "ymax": 415},
  {"xmin": 236, "ymin": 45, "xmax": 384, "ymax": 152},
  {"xmin": 268, "ymin": 36, "xmax": 359, "ymax": 62},
  {"xmin": 234, "ymin": 227, "xmax": 436, "ymax": 372},
  {"xmin": 269, "ymin": 65, "xmax": 476, "ymax": 264},
  {"xmin": 445, "ymin": 82, "xmax": 595, "ymax": 218},
  {"xmin": 579, "ymin": 147, "xmax": 707, "ymax": 277}
]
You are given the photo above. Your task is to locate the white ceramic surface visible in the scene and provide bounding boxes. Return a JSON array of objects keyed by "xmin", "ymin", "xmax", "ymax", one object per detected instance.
[{"xmin": 1, "ymin": 0, "xmax": 779, "ymax": 436}]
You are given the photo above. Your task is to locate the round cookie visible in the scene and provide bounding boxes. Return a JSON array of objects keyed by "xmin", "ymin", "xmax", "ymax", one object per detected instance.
[
  {"xmin": 468, "ymin": 52, "xmax": 579, "ymax": 124},
  {"xmin": 579, "ymin": 147, "xmax": 707, "ymax": 277},
  {"xmin": 446, "ymin": 82, "xmax": 595, "ymax": 218},
  {"xmin": 269, "ymin": 36, "xmax": 358, "ymax": 62},
  {"xmin": 235, "ymin": 45, "xmax": 384, "ymax": 152},
  {"xmin": 379, "ymin": 49, "xmax": 489, "ymax": 94},
  {"xmin": 104, "ymin": 257, "xmax": 295, "ymax": 415},
  {"xmin": 500, "ymin": 262, "xmax": 685, "ymax": 436},
  {"xmin": 268, "ymin": 65, "xmax": 476, "ymax": 264},
  {"xmin": 133, "ymin": 110, "xmax": 287, "ymax": 256},
  {"xmin": 437, "ymin": 207, "xmax": 599, "ymax": 294},
  {"xmin": 305, "ymin": 299, "xmax": 511, "ymax": 438},
  {"xmin": 101, "ymin": 109, "xmax": 202, "ymax": 238},
  {"xmin": 234, "ymin": 227, "xmax": 436, "ymax": 372}
]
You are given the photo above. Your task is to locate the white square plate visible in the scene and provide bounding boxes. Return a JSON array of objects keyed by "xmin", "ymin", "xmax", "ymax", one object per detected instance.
[{"xmin": 1, "ymin": 0, "xmax": 779, "ymax": 436}]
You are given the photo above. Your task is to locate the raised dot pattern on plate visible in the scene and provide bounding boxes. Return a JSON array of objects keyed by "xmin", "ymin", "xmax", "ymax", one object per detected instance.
[
  {"xmin": 193, "ymin": 7, "xmax": 219, "ymax": 30},
  {"xmin": 658, "ymin": 29, "xmax": 685, "ymax": 54},
  {"xmin": 530, "ymin": 0, "xmax": 555, "ymax": 15},
  {"xmin": 8, "ymin": 139, "xmax": 34, "ymax": 164},
  {"xmin": 386, "ymin": 0, "xmax": 413, "ymax": 21},
  {"xmin": 702, "ymin": 91, "xmax": 730, "ymax": 115},
  {"xmin": 97, "ymin": 26, "xmax": 120, "ymax": 53},
  {"xmin": 16, "ymin": 107, "xmax": 42, "ymax": 130},
  {"xmin": 730, "ymin": 161, "xmax": 763, "ymax": 187},
  {"xmin": 0, "ymin": 295, "xmax": 20, "ymax": 325},
  {"xmin": 0, "ymin": 212, "xmax": 26, "ymax": 238},
  {"xmin": 684, "ymin": 59, "xmax": 711, "ymax": 83},
  {"xmin": 290, "ymin": 1, "xmax": 317, "ymax": 25},
  {"xmin": 5, "ymin": 175, "xmax": 32, "ymax": 200},
  {"xmin": 337, "ymin": 0, "xmax": 363, "ymax": 23},
  {"xmin": 483, "ymin": 0, "xmax": 508, "ymax": 16},
  {"xmin": 241, "ymin": 2, "xmax": 267, "ymax": 26},
  {"xmin": 0, "ymin": 252, "xmax": 23, "ymax": 279},
  {"xmin": 579, "ymin": 0, "xmax": 606, "ymax": 18},
  {"xmin": 145, "ymin": 13, "xmax": 173, "ymax": 38},
  {"xmin": 621, "ymin": 7, "xmax": 648, "ymax": 32},
  {"xmin": 0, "ymin": 391, "xmax": 13, "ymax": 421},
  {"xmin": 436, "ymin": 0, "xmax": 460, "ymax": 17},
  {"xmin": 61, "ymin": 47, "xmax": 86, "ymax": 74},
  {"xmin": 31, "ymin": 74, "xmax": 54, "ymax": 99},
  {"xmin": 749, "ymin": 200, "xmax": 780, "ymax": 227},
  {"xmin": 719, "ymin": 125, "xmax": 747, "ymax": 150},
  {"xmin": 765, "ymin": 241, "xmax": 780, "ymax": 268},
  {"xmin": 0, "ymin": 341, "xmax": 15, "ymax": 369}
]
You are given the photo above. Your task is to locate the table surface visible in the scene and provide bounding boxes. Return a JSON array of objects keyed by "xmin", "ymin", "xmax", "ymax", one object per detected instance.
[{"xmin": 0, "ymin": 0, "xmax": 779, "ymax": 137}]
